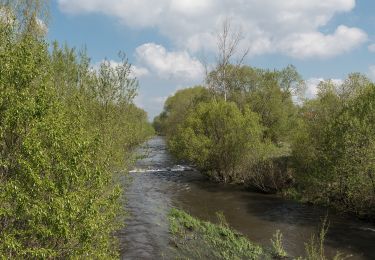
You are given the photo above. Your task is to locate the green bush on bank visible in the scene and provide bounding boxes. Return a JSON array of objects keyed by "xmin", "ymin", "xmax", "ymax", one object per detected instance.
[
  {"xmin": 169, "ymin": 100, "xmax": 265, "ymax": 183},
  {"xmin": 168, "ymin": 208, "xmax": 264, "ymax": 260},
  {"xmin": 157, "ymin": 67, "xmax": 298, "ymax": 192},
  {"xmin": 168, "ymin": 209, "xmax": 345, "ymax": 260},
  {"xmin": 0, "ymin": 1, "xmax": 153, "ymax": 258},
  {"xmin": 155, "ymin": 63, "xmax": 375, "ymax": 218},
  {"xmin": 292, "ymin": 77, "xmax": 375, "ymax": 218}
]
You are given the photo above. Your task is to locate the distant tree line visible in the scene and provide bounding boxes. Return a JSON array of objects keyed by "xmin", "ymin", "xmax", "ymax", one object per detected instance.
[
  {"xmin": 154, "ymin": 58, "xmax": 375, "ymax": 219},
  {"xmin": 0, "ymin": 1, "xmax": 153, "ymax": 258}
]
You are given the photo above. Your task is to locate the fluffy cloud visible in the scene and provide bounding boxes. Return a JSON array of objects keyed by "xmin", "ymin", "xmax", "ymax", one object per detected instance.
[
  {"xmin": 135, "ymin": 43, "xmax": 204, "ymax": 81},
  {"xmin": 305, "ymin": 78, "xmax": 324, "ymax": 98},
  {"xmin": 131, "ymin": 65, "xmax": 149, "ymax": 78},
  {"xmin": 368, "ymin": 44, "xmax": 375, "ymax": 52},
  {"xmin": 58, "ymin": 0, "xmax": 367, "ymax": 58},
  {"xmin": 279, "ymin": 25, "xmax": 367, "ymax": 58},
  {"xmin": 305, "ymin": 78, "xmax": 343, "ymax": 98}
]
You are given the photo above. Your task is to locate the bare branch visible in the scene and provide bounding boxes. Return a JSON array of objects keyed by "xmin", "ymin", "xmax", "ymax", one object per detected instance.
[{"xmin": 208, "ymin": 17, "xmax": 249, "ymax": 101}]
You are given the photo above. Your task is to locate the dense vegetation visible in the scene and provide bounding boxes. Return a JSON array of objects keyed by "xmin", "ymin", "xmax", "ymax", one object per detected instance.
[
  {"xmin": 155, "ymin": 65, "xmax": 375, "ymax": 218},
  {"xmin": 168, "ymin": 208, "xmax": 343, "ymax": 260},
  {"xmin": 292, "ymin": 74, "xmax": 375, "ymax": 217},
  {"xmin": 156, "ymin": 65, "xmax": 302, "ymax": 192},
  {"xmin": 168, "ymin": 208, "xmax": 264, "ymax": 259},
  {"xmin": 168, "ymin": 99, "xmax": 265, "ymax": 183},
  {"xmin": 0, "ymin": 1, "xmax": 153, "ymax": 258}
]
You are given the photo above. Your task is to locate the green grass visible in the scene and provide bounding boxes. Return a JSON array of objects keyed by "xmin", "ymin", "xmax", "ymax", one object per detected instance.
[
  {"xmin": 167, "ymin": 209, "xmax": 348, "ymax": 260},
  {"xmin": 168, "ymin": 208, "xmax": 266, "ymax": 260}
]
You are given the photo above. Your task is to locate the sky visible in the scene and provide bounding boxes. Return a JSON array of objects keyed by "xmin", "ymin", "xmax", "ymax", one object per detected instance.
[{"xmin": 47, "ymin": 0, "xmax": 375, "ymax": 119}]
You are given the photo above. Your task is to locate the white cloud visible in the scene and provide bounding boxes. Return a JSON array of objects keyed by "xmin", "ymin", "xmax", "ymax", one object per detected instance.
[
  {"xmin": 135, "ymin": 43, "xmax": 204, "ymax": 81},
  {"xmin": 305, "ymin": 77, "xmax": 343, "ymax": 99},
  {"xmin": 279, "ymin": 25, "xmax": 367, "ymax": 58},
  {"xmin": 368, "ymin": 44, "xmax": 375, "ymax": 52},
  {"xmin": 135, "ymin": 93, "xmax": 168, "ymax": 120},
  {"xmin": 305, "ymin": 78, "xmax": 324, "ymax": 98},
  {"xmin": 92, "ymin": 60, "xmax": 122, "ymax": 74},
  {"xmin": 131, "ymin": 65, "xmax": 149, "ymax": 78},
  {"xmin": 369, "ymin": 65, "xmax": 375, "ymax": 81},
  {"xmin": 57, "ymin": 0, "xmax": 366, "ymax": 58},
  {"xmin": 92, "ymin": 44, "xmax": 204, "ymax": 119}
]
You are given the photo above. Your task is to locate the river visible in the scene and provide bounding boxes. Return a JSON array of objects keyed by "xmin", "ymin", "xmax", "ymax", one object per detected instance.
[{"xmin": 118, "ymin": 136, "xmax": 375, "ymax": 259}]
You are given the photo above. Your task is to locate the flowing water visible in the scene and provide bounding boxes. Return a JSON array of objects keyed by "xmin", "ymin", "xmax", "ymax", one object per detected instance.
[{"xmin": 119, "ymin": 137, "xmax": 375, "ymax": 259}]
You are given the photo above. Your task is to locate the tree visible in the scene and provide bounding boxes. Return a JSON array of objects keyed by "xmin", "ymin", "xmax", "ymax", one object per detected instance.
[
  {"xmin": 153, "ymin": 86, "xmax": 210, "ymax": 137},
  {"xmin": 169, "ymin": 100, "xmax": 264, "ymax": 183},
  {"xmin": 292, "ymin": 75, "xmax": 375, "ymax": 217},
  {"xmin": 206, "ymin": 18, "xmax": 249, "ymax": 101},
  {"xmin": 318, "ymin": 82, "xmax": 375, "ymax": 215},
  {"xmin": 277, "ymin": 64, "xmax": 306, "ymax": 100},
  {"xmin": 0, "ymin": 2, "xmax": 153, "ymax": 257}
]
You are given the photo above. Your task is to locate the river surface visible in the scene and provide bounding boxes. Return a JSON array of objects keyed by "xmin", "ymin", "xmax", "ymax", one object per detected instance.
[{"xmin": 119, "ymin": 136, "xmax": 375, "ymax": 259}]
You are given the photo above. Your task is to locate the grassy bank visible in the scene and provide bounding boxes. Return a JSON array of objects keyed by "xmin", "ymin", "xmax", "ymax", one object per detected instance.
[
  {"xmin": 168, "ymin": 208, "xmax": 265, "ymax": 259},
  {"xmin": 168, "ymin": 208, "xmax": 347, "ymax": 260}
]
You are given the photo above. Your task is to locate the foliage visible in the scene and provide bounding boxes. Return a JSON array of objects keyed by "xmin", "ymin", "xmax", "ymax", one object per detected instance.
[
  {"xmin": 169, "ymin": 100, "xmax": 265, "ymax": 183},
  {"xmin": 168, "ymin": 208, "xmax": 264, "ymax": 260},
  {"xmin": 207, "ymin": 64, "xmax": 301, "ymax": 143},
  {"xmin": 292, "ymin": 75, "xmax": 375, "ymax": 217},
  {"xmin": 270, "ymin": 230, "xmax": 287, "ymax": 258},
  {"xmin": 0, "ymin": 1, "xmax": 153, "ymax": 258},
  {"xmin": 169, "ymin": 209, "xmax": 346, "ymax": 260},
  {"xmin": 153, "ymin": 86, "xmax": 210, "ymax": 136},
  {"xmin": 304, "ymin": 219, "xmax": 329, "ymax": 260},
  {"xmin": 303, "ymin": 218, "xmax": 347, "ymax": 260},
  {"xmin": 153, "ymin": 16, "xmax": 375, "ymax": 218},
  {"xmin": 157, "ymin": 65, "xmax": 299, "ymax": 191},
  {"xmin": 156, "ymin": 53, "xmax": 375, "ymax": 218}
]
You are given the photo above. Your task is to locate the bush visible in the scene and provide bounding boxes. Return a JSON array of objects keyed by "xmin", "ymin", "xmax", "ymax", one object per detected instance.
[
  {"xmin": 271, "ymin": 230, "xmax": 287, "ymax": 258},
  {"xmin": 169, "ymin": 100, "xmax": 264, "ymax": 183},
  {"xmin": 292, "ymin": 77, "xmax": 375, "ymax": 218},
  {"xmin": 168, "ymin": 208, "xmax": 264, "ymax": 259},
  {"xmin": 0, "ymin": 2, "xmax": 153, "ymax": 257}
]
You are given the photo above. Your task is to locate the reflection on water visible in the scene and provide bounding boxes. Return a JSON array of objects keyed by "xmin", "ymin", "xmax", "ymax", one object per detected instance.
[{"xmin": 119, "ymin": 137, "xmax": 375, "ymax": 260}]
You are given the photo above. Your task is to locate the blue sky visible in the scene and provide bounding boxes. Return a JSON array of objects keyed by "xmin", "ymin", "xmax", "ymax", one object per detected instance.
[{"xmin": 47, "ymin": 0, "xmax": 375, "ymax": 119}]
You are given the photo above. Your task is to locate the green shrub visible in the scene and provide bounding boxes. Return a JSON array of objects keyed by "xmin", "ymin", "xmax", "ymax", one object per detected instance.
[
  {"xmin": 271, "ymin": 230, "xmax": 287, "ymax": 258},
  {"xmin": 0, "ymin": 1, "xmax": 153, "ymax": 258},
  {"xmin": 168, "ymin": 208, "xmax": 264, "ymax": 260},
  {"xmin": 292, "ymin": 77, "xmax": 375, "ymax": 217},
  {"xmin": 169, "ymin": 100, "xmax": 264, "ymax": 183}
]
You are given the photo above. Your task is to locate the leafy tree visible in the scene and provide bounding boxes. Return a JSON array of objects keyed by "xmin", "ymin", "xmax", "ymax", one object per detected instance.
[
  {"xmin": 207, "ymin": 65, "xmax": 299, "ymax": 143},
  {"xmin": 292, "ymin": 75, "xmax": 375, "ymax": 217},
  {"xmin": 0, "ymin": 1, "xmax": 153, "ymax": 258},
  {"xmin": 317, "ymin": 83, "xmax": 375, "ymax": 215},
  {"xmin": 277, "ymin": 64, "xmax": 306, "ymax": 100},
  {"xmin": 169, "ymin": 100, "xmax": 264, "ymax": 183},
  {"xmin": 153, "ymin": 86, "xmax": 210, "ymax": 137}
]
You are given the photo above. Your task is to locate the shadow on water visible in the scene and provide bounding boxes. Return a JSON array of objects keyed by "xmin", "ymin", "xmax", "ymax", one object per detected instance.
[{"xmin": 119, "ymin": 137, "xmax": 375, "ymax": 260}]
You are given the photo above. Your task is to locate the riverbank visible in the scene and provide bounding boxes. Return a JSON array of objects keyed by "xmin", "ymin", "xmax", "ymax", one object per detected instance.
[
  {"xmin": 168, "ymin": 208, "xmax": 265, "ymax": 259},
  {"xmin": 120, "ymin": 137, "xmax": 375, "ymax": 259},
  {"xmin": 155, "ymin": 74, "xmax": 375, "ymax": 223},
  {"xmin": 168, "ymin": 208, "xmax": 347, "ymax": 260}
]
